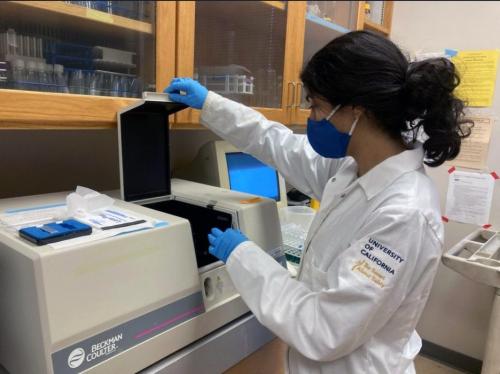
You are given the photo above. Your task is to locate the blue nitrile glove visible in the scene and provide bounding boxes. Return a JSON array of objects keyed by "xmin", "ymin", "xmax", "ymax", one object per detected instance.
[
  {"xmin": 163, "ymin": 77, "xmax": 208, "ymax": 109},
  {"xmin": 208, "ymin": 228, "xmax": 249, "ymax": 263}
]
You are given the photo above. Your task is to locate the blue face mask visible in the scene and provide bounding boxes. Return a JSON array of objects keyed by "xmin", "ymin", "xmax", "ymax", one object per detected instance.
[{"xmin": 307, "ymin": 105, "xmax": 359, "ymax": 158}]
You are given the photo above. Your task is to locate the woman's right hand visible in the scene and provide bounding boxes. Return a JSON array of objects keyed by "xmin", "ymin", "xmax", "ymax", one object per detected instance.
[{"xmin": 163, "ymin": 77, "xmax": 208, "ymax": 109}]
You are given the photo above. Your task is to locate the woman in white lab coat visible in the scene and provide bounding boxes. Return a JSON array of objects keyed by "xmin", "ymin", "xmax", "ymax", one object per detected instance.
[{"xmin": 165, "ymin": 31, "xmax": 471, "ymax": 373}]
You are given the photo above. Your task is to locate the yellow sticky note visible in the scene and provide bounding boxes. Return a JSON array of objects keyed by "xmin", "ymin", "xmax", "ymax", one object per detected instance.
[
  {"xmin": 239, "ymin": 197, "xmax": 263, "ymax": 204},
  {"xmin": 452, "ymin": 50, "xmax": 500, "ymax": 107}
]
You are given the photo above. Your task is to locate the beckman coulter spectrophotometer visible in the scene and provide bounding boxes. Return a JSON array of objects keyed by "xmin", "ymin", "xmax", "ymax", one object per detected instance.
[{"xmin": 0, "ymin": 93, "xmax": 283, "ymax": 374}]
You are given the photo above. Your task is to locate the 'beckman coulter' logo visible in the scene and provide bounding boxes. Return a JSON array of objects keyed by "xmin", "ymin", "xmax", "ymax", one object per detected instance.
[{"xmin": 67, "ymin": 348, "xmax": 85, "ymax": 369}]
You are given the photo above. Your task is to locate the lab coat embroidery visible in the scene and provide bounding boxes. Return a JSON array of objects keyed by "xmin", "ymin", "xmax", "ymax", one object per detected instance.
[
  {"xmin": 358, "ymin": 237, "xmax": 405, "ymax": 277},
  {"xmin": 351, "ymin": 259, "xmax": 386, "ymax": 288},
  {"xmin": 368, "ymin": 238, "xmax": 405, "ymax": 264},
  {"xmin": 352, "ymin": 237, "xmax": 407, "ymax": 287}
]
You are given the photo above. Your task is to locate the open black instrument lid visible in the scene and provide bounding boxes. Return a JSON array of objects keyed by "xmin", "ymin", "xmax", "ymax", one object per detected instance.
[{"xmin": 117, "ymin": 92, "xmax": 187, "ymax": 202}]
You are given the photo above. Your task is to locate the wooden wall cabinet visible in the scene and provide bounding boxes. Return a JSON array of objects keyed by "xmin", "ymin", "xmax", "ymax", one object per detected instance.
[
  {"xmin": 0, "ymin": 1, "xmax": 393, "ymax": 130},
  {"xmin": 175, "ymin": 1, "xmax": 367, "ymax": 128},
  {"xmin": 360, "ymin": 1, "xmax": 394, "ymax": 36},
  {"xmin": 0, "ymin": 0, "xmax": 176, "ymax": 129}
]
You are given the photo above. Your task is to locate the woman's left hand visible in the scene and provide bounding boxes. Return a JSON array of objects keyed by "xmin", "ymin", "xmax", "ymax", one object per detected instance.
[{"xmin": 164, "ymin": 77, "xmax": 208, "ymax": 109}]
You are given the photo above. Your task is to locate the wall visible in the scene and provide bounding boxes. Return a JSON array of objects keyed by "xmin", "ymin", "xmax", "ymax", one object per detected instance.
[
  {"xmin": 170, "ymin": 130, "xmax": 221, "ymax": 175},
  {"xmin": 0, "ymin": 129, "xmax": 222, "ymax": 199},
  {"xmin": 0, "ymin": 131, "xmax": 119, "ymax": 198},
  {"xmin": 391, "ymin": 1, "xmax": 500, "ymax": 360}
]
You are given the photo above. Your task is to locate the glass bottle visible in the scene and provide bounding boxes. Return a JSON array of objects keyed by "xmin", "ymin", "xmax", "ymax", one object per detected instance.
[
  {"xmin": 54, "ymin": 64, "xmax": 69, "ymax": 93},
  {"xmin": 37, "ymin": 61, "xmax": 50, "ymax": 92},
  {"xmin": 6, "ymin": 28, "xmax": 17, "ymax": 56},
  {"xmin": 11, "ymin": 58, "xmax": 26, "ymax": 90},
  {"xmin": 25, "ymin": 60, "xmax": 38, "ymax": 91},
  {"xmin": 69, "ymin": 69, "xmax": 84, "ymax": 94}
]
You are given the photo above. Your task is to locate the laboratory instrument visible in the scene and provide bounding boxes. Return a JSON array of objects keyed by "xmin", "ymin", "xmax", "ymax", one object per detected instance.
[
  {"xmin": 0, "ymin": 92, "xmax": 284, "ymax": 374},
  {"xmin": 176, "ymin": 140, "xmax": 288, "ymax": 208},
  {"xmin": 443, "ymin": 228, "xmax": 500, "ymax": 374}
]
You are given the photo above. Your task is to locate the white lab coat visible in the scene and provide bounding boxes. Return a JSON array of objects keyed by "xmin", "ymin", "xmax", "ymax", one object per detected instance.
[{"xmin": 200, "ymin": 92, "xmax": 443, "ymax": 374}]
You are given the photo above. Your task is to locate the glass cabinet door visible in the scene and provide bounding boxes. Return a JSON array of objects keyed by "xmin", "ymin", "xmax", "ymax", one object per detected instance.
[
  {"xmin": 294, "ymin": 1, "xmax": 361, "ymax": 124},
  {"xmin": 194, "ymin": 1, "xmax": 287, "ymax": 108},
  {"xmin": 0, "ymin": 1, "xmax": 156, "ymax": 98},
  {"xmin": 177, "ymin": 1, "xmax": 292, "ymax": 126},
  {"xmin": 363, "ymin": 1, "xmax": 392, "ymax": 35},
  {"xmin": 365, "ymin": 1, "xmax": 386, "ymax": 25}
]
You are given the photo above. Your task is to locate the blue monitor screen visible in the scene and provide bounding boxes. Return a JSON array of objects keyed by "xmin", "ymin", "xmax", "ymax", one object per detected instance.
[{"xmin": 225, "ymin": 152, "xmax": 280, "ymax": 201}]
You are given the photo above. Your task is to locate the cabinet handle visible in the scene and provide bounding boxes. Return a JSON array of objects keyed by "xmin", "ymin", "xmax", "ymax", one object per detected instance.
[
  {"xmin": 295, "ymin": 82, "xmax": 303, "ymax": 108},
  {"xmin": 287, "ymin": 81, "xmax": 296, "ymax": 109}
]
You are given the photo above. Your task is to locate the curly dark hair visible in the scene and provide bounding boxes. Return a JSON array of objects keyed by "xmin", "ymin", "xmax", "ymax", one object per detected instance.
[{"xmin": 300, "ymin": 30, "xmax": 472, "ymax": 167}]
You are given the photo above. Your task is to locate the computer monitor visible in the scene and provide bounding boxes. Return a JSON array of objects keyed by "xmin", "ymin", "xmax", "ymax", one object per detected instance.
[
  {"xmin": 225, "ymin": 152, "xmax": 280, "ymax": 201},
  {"xmin": 177, "ymin": 140, "xmax": 288, "ymax": 208}
]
